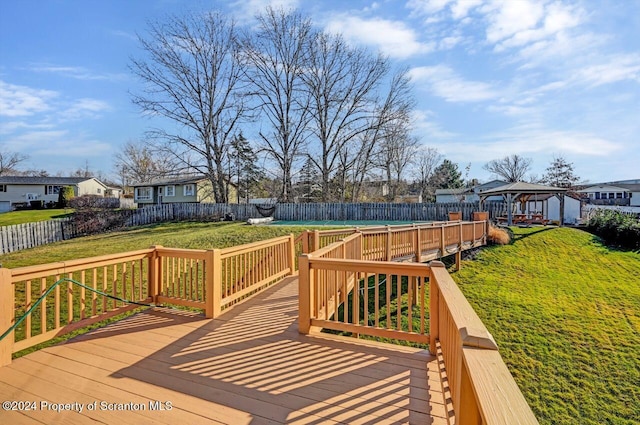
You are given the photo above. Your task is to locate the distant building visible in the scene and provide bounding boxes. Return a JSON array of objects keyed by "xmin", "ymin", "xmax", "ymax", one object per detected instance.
[
  {"xmin": 0, "ymin": 176, "xmax": 107, "ymax": 212},
  {"xmin": 130, "ymin": 176, "xmax": 216, "ymax": 205},
  {"xmin": 435, "ymin": 180, "xmax": 507, "ymax": 203},
  {"xmin": 577, "ymin": 181, "xmax": 640, "ymax": 206}
]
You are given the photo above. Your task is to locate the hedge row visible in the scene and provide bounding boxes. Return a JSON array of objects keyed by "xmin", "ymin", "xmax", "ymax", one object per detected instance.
[{"xmin": 586, "ymin": 209, "xmax": 640, "ymax": 250}]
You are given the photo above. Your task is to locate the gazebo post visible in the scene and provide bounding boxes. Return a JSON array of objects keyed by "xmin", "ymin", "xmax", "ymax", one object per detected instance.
[{"xmin": 507, "ymin": 193, "xmax": 513, "ymax": 226}]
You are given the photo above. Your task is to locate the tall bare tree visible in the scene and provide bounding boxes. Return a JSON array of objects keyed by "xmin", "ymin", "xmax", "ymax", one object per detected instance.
[
  {"xmin": 301, "ymin": 31, "xmax": 389, "ymax": 201},
  {"xmin": 347, "ymin": 69, "xmax": 416, "ymax": 202},
  {"xmin": 413, "ymin": 147, "xmax": 443, "ymax": 202},
  {"xmin": 130, "ymin": 11, "xmax": 247, "ymax": 203},
  {"xmin": 483, "ymin": 154, "xmax": 532, "ymax": 182},
  {"xmin": 240, "ymin": 7, "xmax": 313, "ymax": 202},
  {"xmin": 114, "ymin": 140, "xmax": 174, "ymax": 185},
  {"xmin": 0, "ymin": 146, "xmax": 28, "ymax": 175}
]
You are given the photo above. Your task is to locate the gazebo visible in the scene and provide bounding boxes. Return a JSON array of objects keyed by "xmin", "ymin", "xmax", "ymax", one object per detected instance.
[{"xmin": 478, "ymin": 182, "xmax": 568, "ymax": 226}]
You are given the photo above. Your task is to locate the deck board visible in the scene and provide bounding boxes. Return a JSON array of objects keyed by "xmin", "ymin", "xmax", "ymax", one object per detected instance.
[{"xmin": 0, "ymin": 277, "xmax": 449, "ymax": 424}]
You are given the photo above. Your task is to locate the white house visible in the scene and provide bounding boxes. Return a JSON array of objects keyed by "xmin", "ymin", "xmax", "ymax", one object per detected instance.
[
  {"xmin": 435, "ymin": 180, "xmax": 507, "ymax": 203},
  {"xmin": 577, "ymin": 183, "xmax": 640, "ymax": 206},
  {"xmin": 131, "ymin": 176, "xmax": 215, "ymax": 205},
  {"xmin": 0, "ymin": 176, "xmax": 107, "ymax": 212}
]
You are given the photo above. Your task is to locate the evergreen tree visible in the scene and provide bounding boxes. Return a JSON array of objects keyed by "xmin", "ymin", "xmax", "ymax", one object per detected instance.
[
  {"xmin": 229, "ymin": 133, "xmax": 264, "ymax": 203},
  {"xmin": 429, "ymin": 159, "xmax": 463, "ymax": 189},
  {"xmin": 542, "ymin": 155, "xmax": 580, "ymax": 189},
  {"xmin": 297, "ymin": 157, "xmax": 322, "ymax": 203}
]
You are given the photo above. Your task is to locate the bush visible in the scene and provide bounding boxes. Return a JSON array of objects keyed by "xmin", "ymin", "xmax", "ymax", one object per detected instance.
[
  {"xmin": 57, "ymin": 186, "xmax": 75, "ymax": 208},
  {"xmin": 69, "ymin": 195, "xmax": 120, "ymax": 210},
  {"xmin": 586, "ymin": 209, "xmax": 640, "ymax": 250},
  {"xmin": 488, "ymin": 225, "xmax": 511, "ymax": 245}
]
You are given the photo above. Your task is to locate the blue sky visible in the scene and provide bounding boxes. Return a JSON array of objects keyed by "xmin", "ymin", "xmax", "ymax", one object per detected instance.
[{"xmin": 1, "ymin": 0, "xmax": 638, "ymax": 184}]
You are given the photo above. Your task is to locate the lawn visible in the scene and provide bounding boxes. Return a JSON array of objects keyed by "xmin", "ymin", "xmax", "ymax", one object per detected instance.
[
  {"xmin": 0, "ymin": 221, "xmax": 318, "ymax": 268},
  {"xmin": 0, "ymin": 208, "xmax": 74, "ymax": 226},
  {"xmin": 453, "ymin": 227, "xmax": 640, "ymax": 425}
]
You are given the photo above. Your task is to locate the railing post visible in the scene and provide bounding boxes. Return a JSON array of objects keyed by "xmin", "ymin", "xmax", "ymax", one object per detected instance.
[
  {"xmin": 288, "ymin": 234, "xmax": 297, "ymax": 275},
  {"xmin": 440, "ymin": 226, "xmax": 446, "ymax": 257},
  {"xmin": 386, "ymin": 227, "xmax": 392, "ymax": 261},
  {"xmin": 148, "ymin": 245, "xmax": 162, "ymax": 302},
  {"xmin": 302, "ymin": 230, "xmax": 310, "ymax": 254},
  {"xmin": 313, "ymin": 230, "xmax": 320, "ymax": 251},
  {"xmin": 429, "ymin": 262, "xmax": 442, "ymax": 355},
  {"xmin": 0, "ymin": 268, "xmax": 14, "ymax": 366},
  {"xmin": 205, "ymin": 249, "xmax": 222, "ymax": 319},
  {"xmin": 298, "ymin": 254, "xmax": 312, "ymax": 334}
]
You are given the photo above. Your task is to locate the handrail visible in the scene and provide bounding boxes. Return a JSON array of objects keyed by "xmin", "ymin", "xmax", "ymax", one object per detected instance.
[{"xmin": 298, "ymin": 217, "xmax": 538, "ymax": 424}]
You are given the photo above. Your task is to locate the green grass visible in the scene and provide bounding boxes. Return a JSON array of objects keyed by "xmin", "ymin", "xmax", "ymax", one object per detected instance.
[
  {"xmin": 453, "ymin": 227, "xmax": 640, "ymax": 425},
  {"xmin": 0, "ymin": 221, "xmax": 317, "ymax": 268},
  {"xmin": 0, "ymin": 208, "xmax": 74, "ymax": 225}
]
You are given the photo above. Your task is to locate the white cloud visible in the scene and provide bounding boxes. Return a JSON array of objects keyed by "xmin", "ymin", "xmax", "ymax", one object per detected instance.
[
  {"xmin": 409, "ymin": 65, "xmax": 499, "ymax": 102},
  {"xmin": 230, "ymin": 0, "xmax": 300, "ymax": 22},
  {"xmin": 60, "ymin": 98, "xmax": 111, "ymax": 121},
  {"xmin": 575, "ymin": 53, "xmax": 640, "ymax": 86},
  {"xmin": 29, "ymin": 64, "xmax": 127, "ymax": 81},
  {"xmin": 0, "ymin": 80, "xmax": 57, "ymax": 117},
  {"xmin": 442, "ymin": 128, "xmax": 623, "ymax": 164},
  {"xmin": 325, "ymin": 15, "xmax": 432, "ymax": 59},
  {"xmin": 4, "ymin": 130, "xmax": 112, "ymax": 157},
  {"xmin": 411, "ymin": 109, "xmax": 457, "ymax": 139}
]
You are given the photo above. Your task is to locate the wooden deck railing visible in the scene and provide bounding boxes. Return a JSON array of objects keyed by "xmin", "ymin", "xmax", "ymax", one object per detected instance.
[
  {"xmin": 0, "ymin": 235, "xmax": 297, "ymax": 365},
  {"xmin": 298, "ymin": 219, "xmax": 538, "ymax": 424}
]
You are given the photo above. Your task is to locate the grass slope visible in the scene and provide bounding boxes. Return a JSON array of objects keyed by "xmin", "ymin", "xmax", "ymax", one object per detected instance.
[
  {"xmin": 0, "ymin": 222, "xmax": 318, "ymax": 268},
  {"xmin": 0, "ymin": 209, "xmax": 73, "ymax": 226},
  {"xmin": 454, "ymin": 227, "xmax": 640, "ymax": 425}
]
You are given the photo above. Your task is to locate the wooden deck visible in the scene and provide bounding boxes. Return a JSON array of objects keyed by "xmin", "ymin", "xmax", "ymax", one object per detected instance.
[{"xmin": 0, "ymin": 276, "xmax": 450, "ymax": 425}]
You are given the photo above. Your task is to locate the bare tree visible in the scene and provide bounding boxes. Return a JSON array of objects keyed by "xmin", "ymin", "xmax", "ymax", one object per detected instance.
[
  {"xmin": 240, "ymin": 7, "xmax": 313, "ymax": 202},
  {"xmin": 413, "ymin": 147, "xmax": 443, "ymax": 202},
  {"xmin": 114, "ymin": 140, "xmax": 174, "ymax": 185},
  {"xmin": 0, "ymin": 146, "xmax": 28, "ymax": 175},
  {"xmin": 302, "ymin": 31, "xmax": 390, "ymax": 201},
  {"xmin": 130, "ymin": 11, "xmax": 248, "ymax": 203},
  {"xmin": 483, "ymin": 154, "xmax": 532, "ymax": 182}
]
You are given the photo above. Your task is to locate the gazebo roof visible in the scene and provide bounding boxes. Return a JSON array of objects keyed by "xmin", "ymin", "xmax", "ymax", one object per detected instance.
[{"xmin": 479, "ymin": 181, "xmax": 567, "ymax": 196}]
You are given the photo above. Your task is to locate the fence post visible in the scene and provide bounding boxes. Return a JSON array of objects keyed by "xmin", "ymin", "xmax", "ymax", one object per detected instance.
[
  {"xmin": 429, "ymin": 262, "xmax": 443, "ymax": 356},
  {"xmin": 298, "ymin": 254, "xmax": 312, "ymax": 334},
  {"xmin": 0, "ymin": 268, "xmax": 14, "ymax": 366},
  {"xmin": 148, "ymin": 245, "xmax": 162, "ymax": 302},
  {"xmin": 440, "ymin": 226, "xmax": 446, "ymax": 257},
  {"xmin": 288, "ymin": 234, "xmax": 297, "ymax": 275},
  {"xmin": 205, "ymin": 249, "xmax": 222, "ymax": 318}
]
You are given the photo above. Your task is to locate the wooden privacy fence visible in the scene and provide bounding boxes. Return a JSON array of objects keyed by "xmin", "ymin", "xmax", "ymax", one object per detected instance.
[
  {"xmin": 0, "ymin": 235, "xmax": 297, "ymax": 365},
  {"xmin": 298, "ymin": 221, "xmax": 538, "ymax": 424},
  {"xmin": 0, "ymin": 218, "xmax": 78, "ymax": 255}
]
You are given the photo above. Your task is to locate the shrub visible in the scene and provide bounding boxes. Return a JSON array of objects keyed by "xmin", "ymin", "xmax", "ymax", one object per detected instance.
[
  {"xmin": 57, "ymin": 186, "xmax": 75, "ymax": 208},
  {"xmin": 488, "ymin": 225, "xmax": 511, "ymax": 245},
  {"xmin": 586, "ymin": 209, "xmax": 640, "ymax": 250}
]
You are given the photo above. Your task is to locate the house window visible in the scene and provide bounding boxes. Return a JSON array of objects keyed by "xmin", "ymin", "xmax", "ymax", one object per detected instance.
[
  {"xmin": 97, "ymin": 188, "xmax": 102, "ymax": 194},
  {"xmin": 616, "ymin": 192, "xmax": 623, "ymax": 199},
  {"xmin": 608, "ymin": 193, "xmax": 615, "ymax": 199},
  {"xmin": 0, "ymin": 184, "xmax": 6, "ymax": 192},
  {"xmin": 135, "ymin": 187, "xmax": 153, "ymax": 201},
  {"xmin": 45, "ymin": 185, "xmax": 63, "ymax": 195},
  {"xmin": 183, "ymin": 184, "xmax": 195, "ymax": 196},
  {"xmin": 165, "ymin": 185, "xmax": 175, "ymax": 197}
]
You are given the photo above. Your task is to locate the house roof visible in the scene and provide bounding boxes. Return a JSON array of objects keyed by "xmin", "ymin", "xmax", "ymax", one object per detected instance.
[
  {"xmin": 475, "ymin": 179, "xmax": 509, "ymax": 190},
  {"xmin": 576, "ymin": 184, "xmax": 630, "ymax": 193},
  {"xmin": 434, "ymin": 188, "xmax": 473, "ymax": 195},
  {"xmin": 0, "ymin": 176, "xmax": 104, "ymax": 186},
  {"xmin": 479, "ymin": 181, "xmax": 567, "ymax": 196},
  {"xmin": 131, "ymin": 175, "xmax": 208, "ymax": 187}
]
